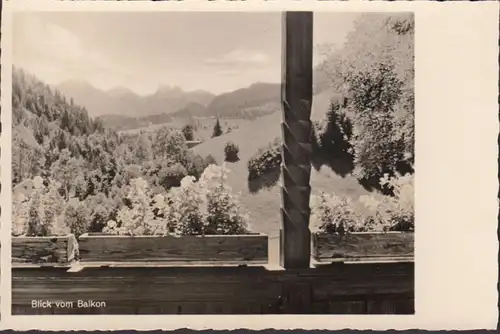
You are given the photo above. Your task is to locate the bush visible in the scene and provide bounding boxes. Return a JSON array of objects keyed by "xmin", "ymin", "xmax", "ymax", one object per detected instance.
[
  {"xmin": 157, "ymin": 163, "xmax": 188, "ymax": 190},
  {"xmin": 310, "ymin": 193, "xmax": 361, "ymax": 234},
  {"xmin": 247, "ymin": 137, "xmax": 282, "ymax": 180},
  {"xmin": 199, "ymin": 165, "xmax": 250, "ymax": 235},
  {"xmin": 102, "ymin": 166, "xmax": 251, "ymax": 237},
  {"xmin": 204, "ymin": 154, "xmax": 217, "ymax": 166},
  {"xmin": 167, "ymin": 165, "xmax": 250, "ymax": 236},
  {"xmin": 377, "ymin": 171, "xmax": 414, "ymax": 231},
  {"xmin": 224, "ymin": 141, "xmax": 240, "ymax": 162},
  {"xmin": 310, "ymin": 172, "xmax": 414, "ymax": 233},
  {"xmin": 184, "ymin": 152, "xmax": 213, "ymax": 180},
  {"xmin": 167, "ymin": 176, "xmax": 207, "ymax": 236}
]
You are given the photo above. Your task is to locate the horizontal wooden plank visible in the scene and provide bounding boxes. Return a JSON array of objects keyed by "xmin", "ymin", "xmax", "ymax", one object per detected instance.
[
  {"xmin": 312, "ymin": 232, "xmax": 414, "ymax": 262},
  {"xmin": 12, "ymin": 235, "xmax": 78, "ymax": 265},
  {"xmin": 77, "ymin": 233, "xmax": 268, "ymax": 264},
  {"xmin": 12, "ymin": 262, "xmax": 414, "ymax": 314},
  {"xmin": 73, "ymin": 261, "xmax": 267, "ymax": 269},
  {"xmin": 12, "ymin": 263, "xmax": 72, "ymax": 269}
]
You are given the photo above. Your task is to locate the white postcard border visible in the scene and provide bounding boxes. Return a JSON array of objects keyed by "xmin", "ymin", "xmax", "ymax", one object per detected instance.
[{"xmin": 1, "ymin": 0, "xmax": 499, "ymax": 330}]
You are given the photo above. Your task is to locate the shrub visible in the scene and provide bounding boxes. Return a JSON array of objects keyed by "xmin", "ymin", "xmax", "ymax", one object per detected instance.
[
  {"xmin": 204, "ymin": 154, "xmax": 218, "ymax": 166},
  {"xmin": 247, "ymin": 137, "xmax": 282, "ymax": 180},
  {"xmin": 310, "ymin": 192, "xmax": 361, "ymax": 234},
  {"xmin": 224, "ymin": 141, "xmax": 240, "ymax": 162},
  {"xmin": 199, "ymin": 164, "xmax": 250, "ymax": 235},
  {"xmin": 168, "ymin": 176, "xmax": 206, "ymax": 236},
  {"xmin": 157, "ymin": 162, "xmax": 188, "ymax": 190},
  {"xmin": 102, "ymin": 220, "xmax": 120, "ymax": 235},
  {"xmin": 102, "ymin": 166, "xmax": 251, "ymax": 237},
  {"xmin": 184, "ymin": 152, "xmax": 212, "ymax": 180},
  {"xmin": 377, "ymin": 171, "xmax": 414, "ymax": 231},
  {"xmin": 310, "ymin": 172, "xmax": 414, "ymax": 233},
  {"xmin": 204, "ymin": 187, "xmax": 249, "ymax": 234}
]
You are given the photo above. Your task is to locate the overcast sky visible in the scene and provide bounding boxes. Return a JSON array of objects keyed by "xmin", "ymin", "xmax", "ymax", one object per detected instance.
[{"xmin": 13, "ymin": 12, "xmax": 359, "ymax": 95}]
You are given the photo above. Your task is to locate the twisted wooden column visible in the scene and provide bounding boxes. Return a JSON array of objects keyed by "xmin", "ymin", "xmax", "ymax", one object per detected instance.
[{"xmin": 280, "ymin": 12, "xmax": 313, "ymax": 269}]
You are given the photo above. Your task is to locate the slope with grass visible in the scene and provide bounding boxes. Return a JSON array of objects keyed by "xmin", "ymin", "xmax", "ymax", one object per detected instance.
[{"xmin": 192, "ymin": 89, "xmax": 379, "ymax": 236}]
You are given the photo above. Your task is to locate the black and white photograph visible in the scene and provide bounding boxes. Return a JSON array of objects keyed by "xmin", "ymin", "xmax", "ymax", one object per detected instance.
[{"xmin": 9, "ymin": 7, "xmax": 414, "ymax": 315}]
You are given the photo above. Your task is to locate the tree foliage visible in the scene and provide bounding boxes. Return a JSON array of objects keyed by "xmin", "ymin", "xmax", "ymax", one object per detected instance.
[
  {"xmin": 319, "ymin": 14, "xmax": 414, "ymax": 182},
  {"xmin": 182, "ymin": 124, "xmax": 194, "ymax": 141},
  {"xmin": 11, "ymin": 67, "xmax": 221, "ymax": 237},
  {"xmin": 310, "ymin": 172, "xmax": 414, "ymax": 233},
  {"xmin": 247, "ymin": 137, "xmax": 282, "ymax": 181},
  {"xmin": 212, "ymin": 118, "xmax": 223, "ymax": 138},
  {"xmin": 224, "ymin": 141, "xmax": 240, "ymax": 162}
]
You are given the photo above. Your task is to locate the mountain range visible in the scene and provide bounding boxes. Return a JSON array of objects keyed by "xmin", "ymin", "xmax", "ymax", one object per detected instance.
[
  {"xmin": 56, "ymin": 80, "xmax": 216, "ymax": 118},
  {"xmin": 55, "ymin": 67, "xmax": 333, "ymax": 131}
]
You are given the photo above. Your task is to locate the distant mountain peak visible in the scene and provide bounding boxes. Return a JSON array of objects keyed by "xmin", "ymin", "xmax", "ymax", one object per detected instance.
[
  {"xmin": 107, "ymin": 86, "xmax": 137, "ymax": 97},
  {"xmin": 156, "ymin": 84, "xmax": 184, "ymax": 95},
  {"xmin": 58, "ymin": 79, "xmax": 95, "ymax": 90},
  {"xmin": 249, "ymin": 81, "xmax": 275, "ymax": 87}
]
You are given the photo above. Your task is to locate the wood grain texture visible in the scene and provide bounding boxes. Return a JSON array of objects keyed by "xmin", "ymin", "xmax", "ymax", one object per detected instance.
[
  {"xmin": 280, "ymin": 12, "xmax": 314, "ymax": 269},
  {"xmin": 78, "ymin": 233, "xmax": 268, "ymax": 264},
  {"xmin": 312, "ymin": 232, "xmax": 414, "ymax": 262},
  {"xmin": 12, "ymin": 262, "xmax": 414, "ymax": 315},
  {"xmin": 12, "ymin": 235, "xmax": 78, "ymax": 265}
]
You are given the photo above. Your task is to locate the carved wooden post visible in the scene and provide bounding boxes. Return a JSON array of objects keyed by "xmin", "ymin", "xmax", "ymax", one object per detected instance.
[{"xmin": 280, "ymin": 12, "xmax": 313, "ymax": 269}]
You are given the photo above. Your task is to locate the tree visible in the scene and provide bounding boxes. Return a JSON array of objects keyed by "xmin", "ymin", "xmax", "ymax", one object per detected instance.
[
  {"xmin": 86, "ymin": 192, "xmax": 117, "ymax": 232},
  {"xmin": 21, "ymin": 177, "xmax": 68, "ymax": 236},
  {"xmin": 135, "ymin": 132, "xmax": 153, "ymax": 162},
  {"xmin": 319, "ymin": 13, "xmax": 414, "ymax": 182},
  {"xmin": 64, "ymin": 198, "xmax": 91, "ymax": 237},
  {"xmin": 164, "ymin": 130, "xmax": 189, "ymax": 163},
  {"xmin": 50, "ymin": 149, "xmax": 85, "ymax": 200},
  {"xmin": 13, "ymin": 192, "xmax": 30, "ymax": 236},
  {"xmin": 168, "ymin": 176, "xmax": 206, "ymax": 236},
  {"xmin": 182, "ymin": 124, "xmax": 194, "ymax": 141},
  {"xmin": 152, "ymin": 127, "xmax": 171, "ymax": 159},
  {"xmin": 212, "ymin": 118, "xmax": 223, "ymax": 138},
  {"xmin": 12, "ymin": 126, "xmax": 46, "ymax": 186},
  {"xmin": 116, "ymin": 178, "xmax": 157, "ymax": 235}
]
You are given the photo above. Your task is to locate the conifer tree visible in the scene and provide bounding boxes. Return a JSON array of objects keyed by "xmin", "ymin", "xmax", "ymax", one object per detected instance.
[{"xmin": 212, "ymin": 118, "xmax": 223, "ymax": 138}]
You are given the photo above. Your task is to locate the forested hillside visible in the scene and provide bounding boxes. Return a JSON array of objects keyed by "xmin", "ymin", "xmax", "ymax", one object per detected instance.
[{"xmin": 12, "ymin": 67, "xmax": 217, "ymax": 236}]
